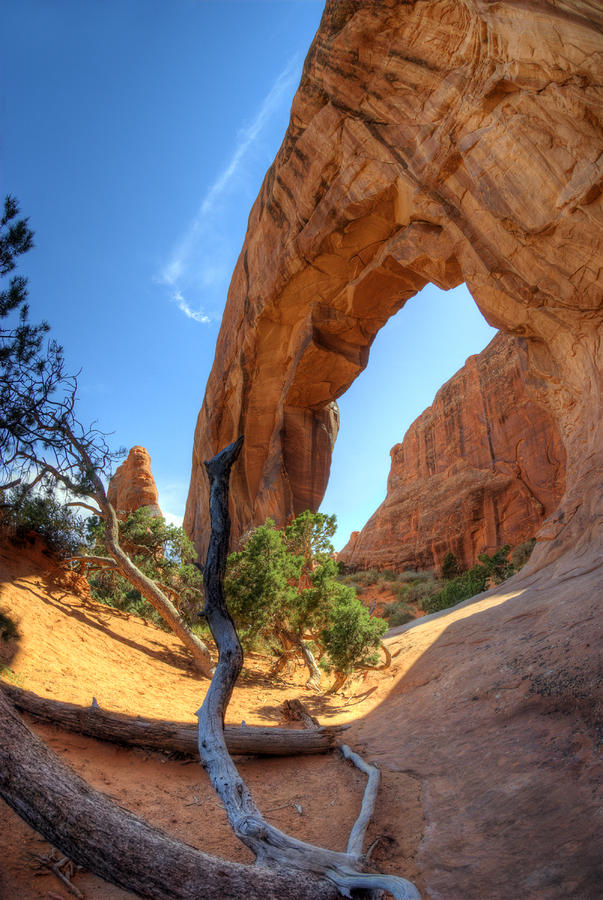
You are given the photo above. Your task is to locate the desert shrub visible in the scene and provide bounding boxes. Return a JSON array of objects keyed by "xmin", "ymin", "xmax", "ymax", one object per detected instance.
[
  {"xmin": 320, "ymin": 591, "xmax": 387, "ymax": 675},
  {"xmin": 2, "ymin": 487, "xmax": 86, "ymax": 556},
  {"xmin": 85, "ymin": 508, "xmax": 204, "ymax": 628},
  {"xmin": 388, "ymin": 581, "xmax": 410, "ymax": 600},
  {"xmin": 441, "ymin": 551, "xmax": 461, "ymax": 580},
  {"xmin": 379, "ymin": 569, "xmax": 398, "ymax": 583},
  {"xmin": 406, "ymin": 575, "xmax": 440, "ymax": 605},
  {"xmin": 397, "ymin": 569, "xmax": 435, "ymax": 583},
  {"xmin": 381, "ymin": 600, "xmax": 414, "ymax": 628},
  {"xmin": 0, "ymin": 610, "xmax": 19, "ymax": 642},
  {"xmin": 351, "ymin": 568, "xmax": 380, "ymax": 586},
  {"xmin": 511, "ymin": 538, "xmax": 536, "ymax": 570},
  {"xmin": 422, "ymin": 546, "xmax": 515, "ymax": 614}
]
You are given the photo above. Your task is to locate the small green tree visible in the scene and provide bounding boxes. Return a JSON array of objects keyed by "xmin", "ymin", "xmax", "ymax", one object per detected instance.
[
  {"xmin": 226, "ymin": 511, "xmax": 388, "ymax": 691},
  {"xmin": 0, "ymin": 196, "xmax": 64, "ymax": 485},
  {"xmin": 321, "ymin": 589, "xmax": 387, "ymax": 692},
  {"xmin": 84, "ymin": 508, "xmax": 204, "ymax": 629}
]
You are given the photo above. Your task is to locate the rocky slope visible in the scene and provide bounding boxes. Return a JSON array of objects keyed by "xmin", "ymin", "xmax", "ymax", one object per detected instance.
[
  {"xmin": 107, "ymin": 446, "xmax": 162, "ymax": 518},
  {"xmin": 339, "ymin": 333, "xmax": 566, "ymax": 572},
  {"xmin": 184, "ymin": 0, "xmax": 602, "ymax": 581}
]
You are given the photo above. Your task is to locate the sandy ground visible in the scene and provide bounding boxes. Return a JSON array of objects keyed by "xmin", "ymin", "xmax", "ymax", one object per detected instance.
[
  {"xmin": 0, "ymin": 539, "xmax": 423, "ymax": 899},
  {"xmin": 1, "ymin": 536, "xmax": 601, "ymax": 899}
]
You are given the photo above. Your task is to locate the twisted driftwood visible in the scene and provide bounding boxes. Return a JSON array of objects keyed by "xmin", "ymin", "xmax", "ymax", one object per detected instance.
[
  {"xmin": 197, "ymin": 436, "xmax": 421, "ymax": 899},
  {"xmin": 1, "ymin": 682, "xmax": 347, "ymax": 756}
]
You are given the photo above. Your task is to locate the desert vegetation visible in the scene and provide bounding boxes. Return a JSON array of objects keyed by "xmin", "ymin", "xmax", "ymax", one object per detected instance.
[
  {"xmin": 226, "ymin": 510, "xmax": 388, "ymax": 692},
  {"xmin": 340, "ymin": 539, "xmax": 536, "ymax": 626}
]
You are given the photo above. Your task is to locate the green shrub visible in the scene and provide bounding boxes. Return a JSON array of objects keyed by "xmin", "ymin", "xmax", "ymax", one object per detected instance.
[
  {"xmin": 511, "ymin": 538, "xmax": 536, "ymax": 570},
  {"xmin": 226, "ymin": 512, "xmax": 389, "ymax": 682},
  {"xmin": 441, "ymin": 551, "xmax": 461, "ymax": 580},
  {"xmin": 379, "ymin": 569, "xmax": 398, "ymax": 583},
  {"xmin": 2, "ymin": 488, "xmax": 86, "ymax": 557},
  {"xmin": 381, "ymin": 600, "xmax": 414, "ymax": 627},
  {"xmin": 422, "ymin": 546, "xmax": 516, "ymax": 614},
  {"xmin": 0, "ymin": 611, "xmax": 19, "ymax": 642},
  {"xmin": 321, "ymin": 591, "xmax": 387, "ymax": 675},
  {"xmin": 422, "ymin": 566, "xmax": 488, "ymax": 613},
  {"xmin": 85, "ymin": 508, "xmax": 204, "ymax": 628}
]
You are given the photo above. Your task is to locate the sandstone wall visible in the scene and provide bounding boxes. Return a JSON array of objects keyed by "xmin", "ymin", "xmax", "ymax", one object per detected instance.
[
  {"xmin": 107, "ymin": 446, "xmax": 162, "ymax": 519},
  {"xmin": 338, "ymin": 333, "xmax": 566, "ymax": 572},
  {"xmin": 185, "ymin": 0, "xmax": 602, "ymax": 578}
]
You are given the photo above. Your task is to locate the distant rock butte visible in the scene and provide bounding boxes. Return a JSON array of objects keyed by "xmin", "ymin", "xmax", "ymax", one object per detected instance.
[
  {"xmin": 338, "ymin": 333, "xmax": 566, "ymax": 572},
  {"xmin": 107, "ymin": 446, "xmax": 162, "ymax": 518},
  {"xmin": 184, "ymin": 0, "xmax": 602, "ymax": 582}
]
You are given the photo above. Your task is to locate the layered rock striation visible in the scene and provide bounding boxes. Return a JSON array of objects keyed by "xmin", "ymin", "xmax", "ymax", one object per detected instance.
[
  {"xmin": 185, "ymin": 0, "xmax": 602, "ymax": 580},
  {"xmin": 107, "ymin": 446, "xmax": 162, "ymax": 519},
  {"xmin": 339, "ymin": 333, "xmax": 566, "ymax": 572}
]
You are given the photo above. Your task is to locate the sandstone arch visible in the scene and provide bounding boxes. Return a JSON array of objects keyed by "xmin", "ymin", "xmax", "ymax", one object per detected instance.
[{"xmin": 184, "ymin": 0, "xmax": 602, "ymax": 575}]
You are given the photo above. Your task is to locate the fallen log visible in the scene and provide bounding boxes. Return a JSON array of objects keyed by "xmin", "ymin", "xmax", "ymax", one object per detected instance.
[
  {"xmin": 0, "ymin": 682, "xmax": 348, "ymax": 757},
  {"xmin": 0, "ymin": 688, "xmax": 338, "ymax": 900}
]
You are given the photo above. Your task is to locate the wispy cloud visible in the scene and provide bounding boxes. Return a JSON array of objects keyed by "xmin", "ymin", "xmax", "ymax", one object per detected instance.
[
  {"xmin": 157, "ymin": 53, "xmax": 302, "ymax": 323},
  {"xmin": 172, "ymin": 289, "xmax": 210, "ymax": 324},
  {"xmin": 200, "ymin": 53, "xmax": 300, "ymax": 217}
]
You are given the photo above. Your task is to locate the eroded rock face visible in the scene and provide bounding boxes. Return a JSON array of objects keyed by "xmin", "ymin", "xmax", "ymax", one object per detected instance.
[
  {"xmin": 339, "ymin": 333, "xmax": 566, "ymax": 572},
  {"xmin": 107, "ymin": 447, "xmax": 162, "ymax": 519},
  {"xmin": 185, "ymin": 0, "xmax": 602, "ymax": 581}
]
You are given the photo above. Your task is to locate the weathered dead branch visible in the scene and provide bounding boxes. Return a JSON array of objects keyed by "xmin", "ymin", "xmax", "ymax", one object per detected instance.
[
  {"xmin": 339, "ymin": 743, "xmax": 381, "ymax": 861},
  {"xmin": 197, "ymin": 436, "xmax": 421, "ymax": 899},
  {"xmin": 1, "ymin": 682, "xmax": 347, "ymax": 756}
]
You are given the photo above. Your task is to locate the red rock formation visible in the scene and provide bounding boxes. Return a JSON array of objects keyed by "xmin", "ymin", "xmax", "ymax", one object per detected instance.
[
  {"xmin": 107, "ymin": 447, "xmax": 162, "ymax": 519},
  {"xmin": 184, "ymin": 0, "xmax": 602, "ymax": 584},
  {"xmin": 338, "ymin": 333, "xmax": 566, "ymax": 572}
]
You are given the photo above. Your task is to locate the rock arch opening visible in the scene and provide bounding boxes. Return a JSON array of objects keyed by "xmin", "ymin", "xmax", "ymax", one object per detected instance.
[{"xmin": 318, "ymin": 282, "xmax": 498, "ymax": 552}]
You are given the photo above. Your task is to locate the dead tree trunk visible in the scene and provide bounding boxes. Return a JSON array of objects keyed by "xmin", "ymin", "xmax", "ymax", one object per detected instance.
[
  {"xmin": 2, "ymin": 682, "xmax": 347, "ymax": 756},
  {"xmin": 275, "ymin": 626, "xmax": 322, "ymax": 690},
  {"xmin": 0, "ymin": 689, "xmax": 337, "ymax": 900},
  {"xmin": 197, "ymin": 436, "xmax": 421, "ymax": 900},
  {"xmin": 99, "ymin": 494, "xmax": 214, "ymax": 679},
  {"xmin": 297, "ymin": 636, "xmax": 322, "ymax": 690}
]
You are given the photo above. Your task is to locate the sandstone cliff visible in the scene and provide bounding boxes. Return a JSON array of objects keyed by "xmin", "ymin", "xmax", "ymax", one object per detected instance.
[
  {"xmin": 107, "ymin": 446, "xmax": 162, "ymax": 519},
  {"xmin": 185, "ymin": 0, "xmax": 602, "ymax": 582},
  {"xmin": 339, "ymin": 333, "xmax": 566, "ymax": 572}
]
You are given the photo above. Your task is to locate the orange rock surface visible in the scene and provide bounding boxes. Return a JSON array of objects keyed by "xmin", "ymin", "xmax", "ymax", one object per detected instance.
[
  {"xmin": 184, "ymin": 0, "xmax": 602, "ymax": 583},
  {"xmin": 339, "ymin": 333, "xmax": 566, "ymax": 572},
  {"xmin": 107, "ymin": 446, "xmax": 162, "ymax": 518}
]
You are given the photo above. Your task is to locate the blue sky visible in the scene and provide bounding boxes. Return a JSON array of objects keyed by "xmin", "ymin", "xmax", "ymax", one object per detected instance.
[{"xmin": 1, "ymin": 1, "xmax": 496, "ymax": 550}]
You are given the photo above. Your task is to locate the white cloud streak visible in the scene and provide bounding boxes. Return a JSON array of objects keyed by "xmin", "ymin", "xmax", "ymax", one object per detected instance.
[
  {"xmin": 200, "ymin": 53, "xmax": 300, "ymax": 217},
  {"xmin": 158, "ymin": 53, "xmax": 301, "ymax": 323},
  {"xmin": 172, "ymin": 290, "xmax": 210, "ymax": 324}
]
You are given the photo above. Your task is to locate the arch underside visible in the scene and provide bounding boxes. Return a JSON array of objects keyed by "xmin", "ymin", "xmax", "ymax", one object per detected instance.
[{"xmin": 184, "ymin": 0, "xmax": 602, "ymax": 576}]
